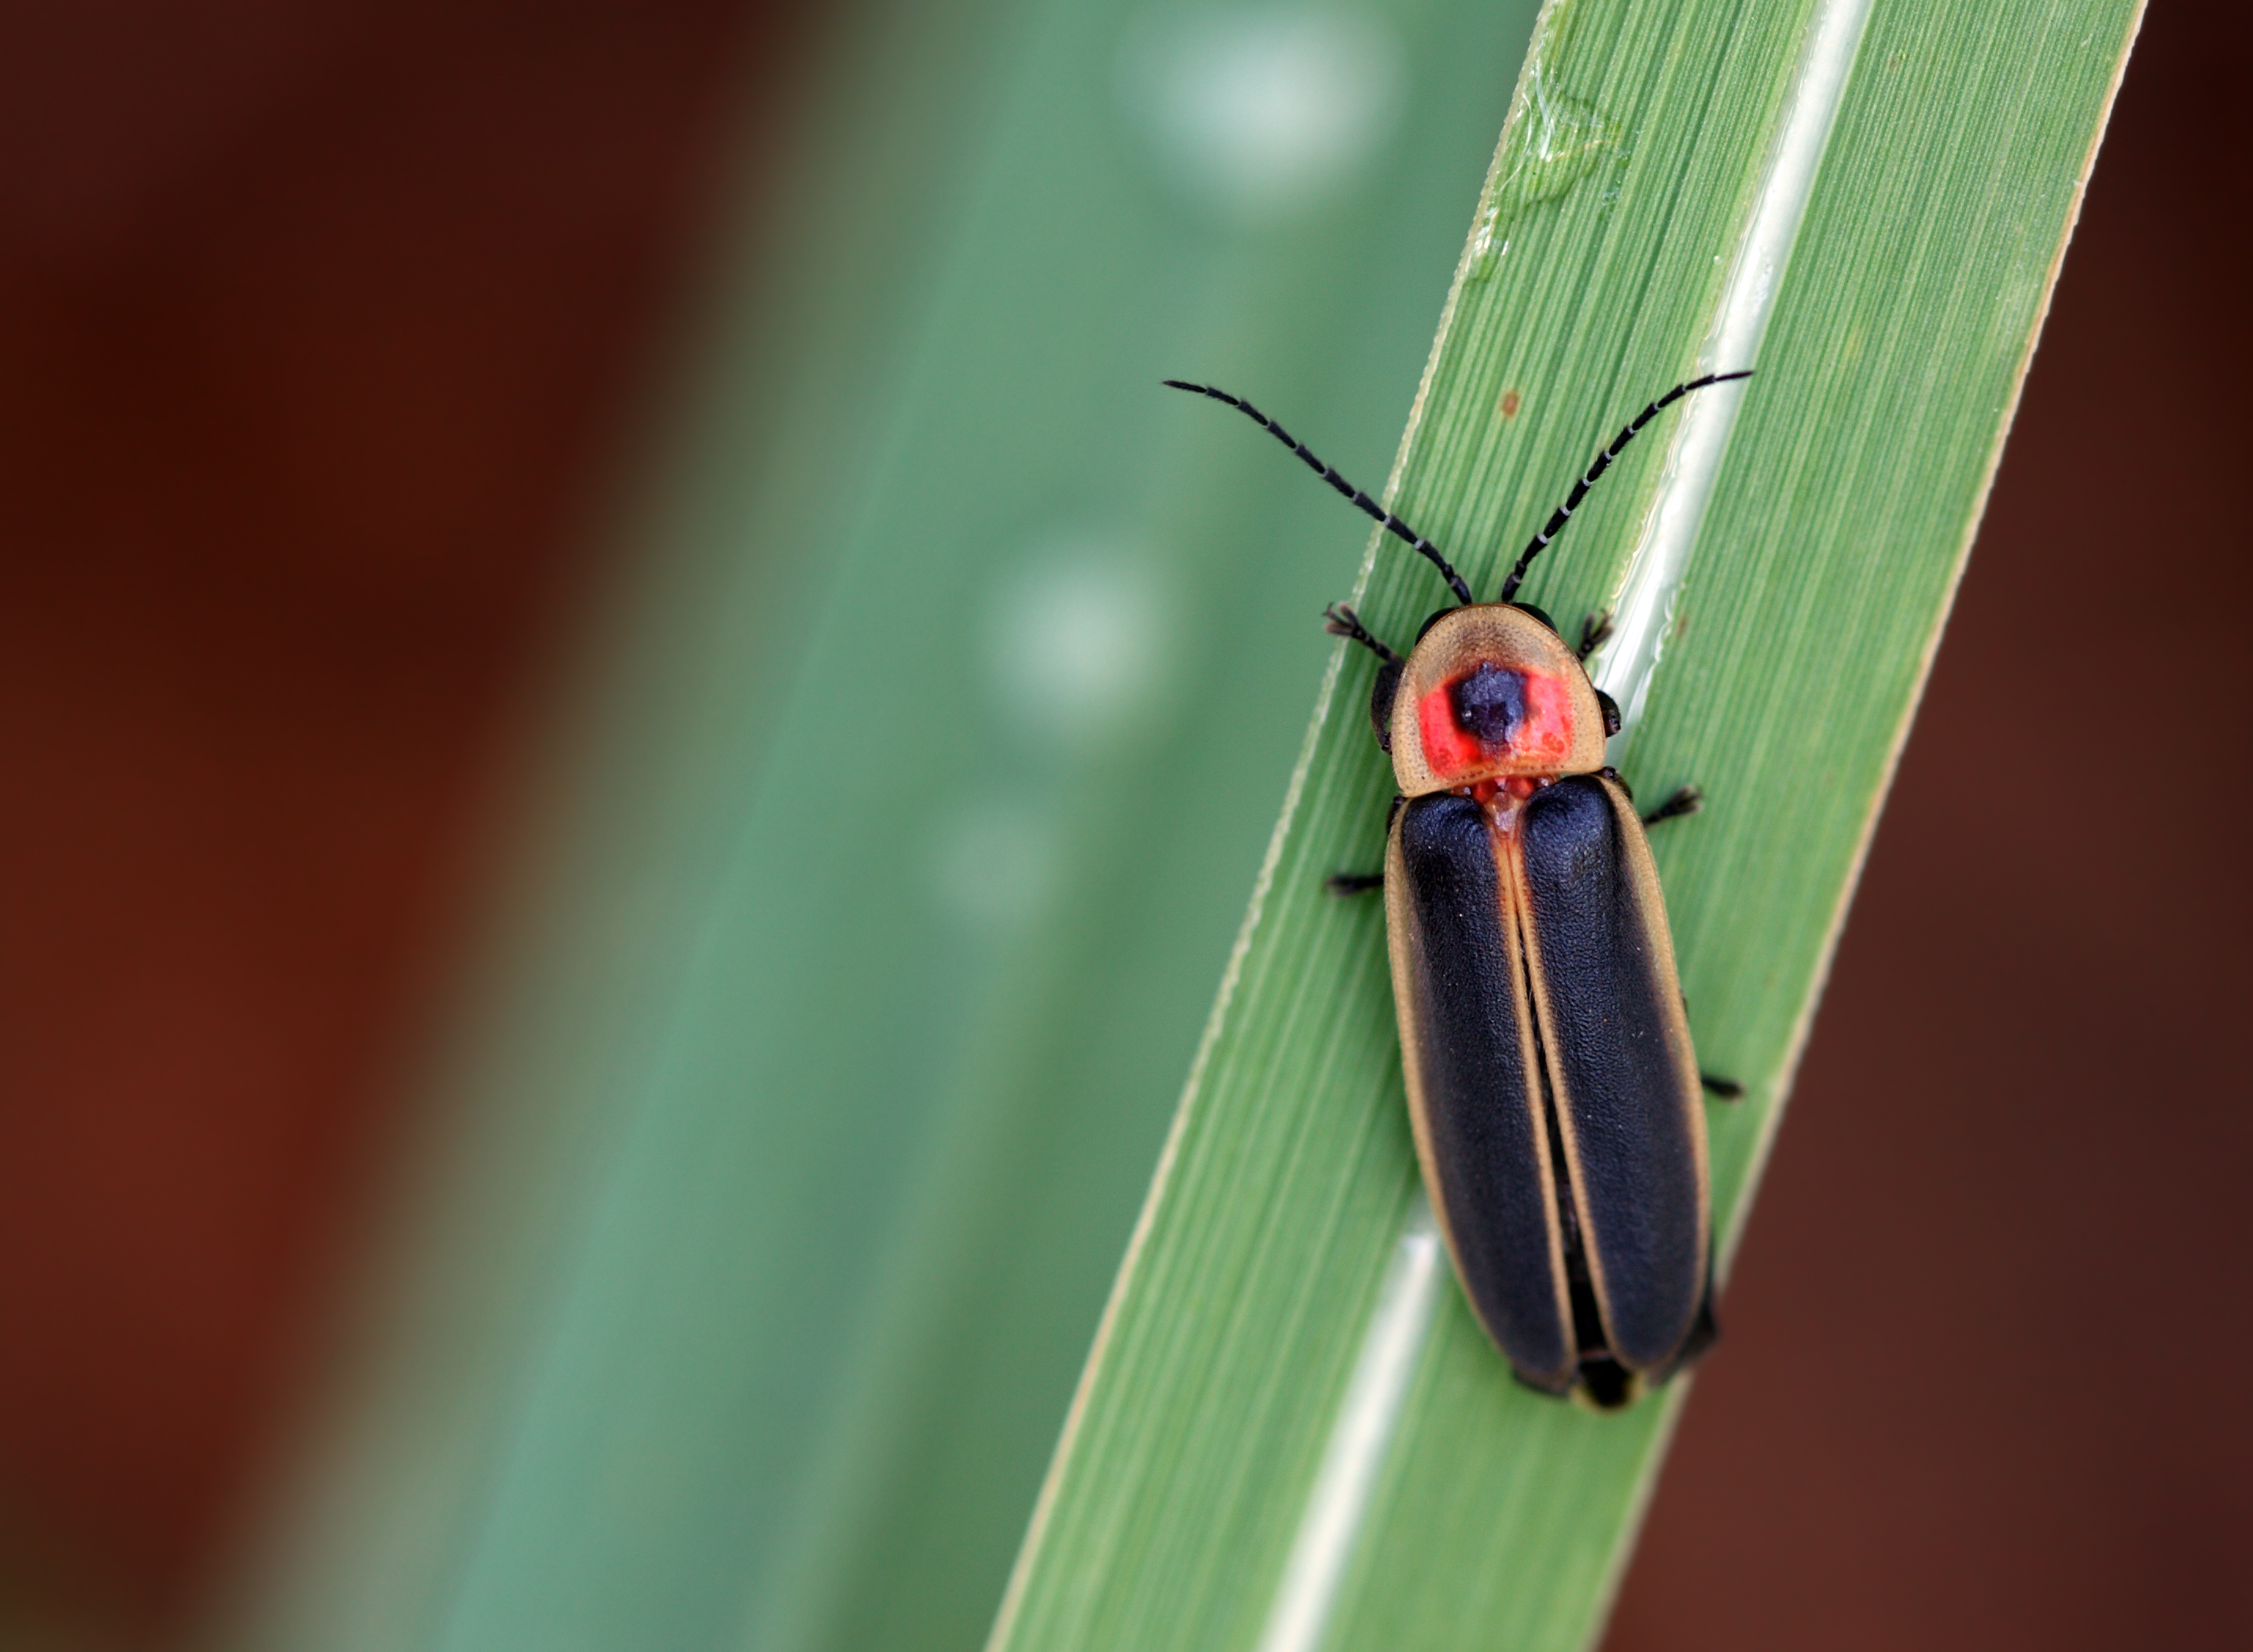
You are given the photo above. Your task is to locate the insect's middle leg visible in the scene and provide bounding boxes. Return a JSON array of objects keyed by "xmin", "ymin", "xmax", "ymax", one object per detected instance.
[
  {"xmin": 1632, "ymin": 778, "xmax": 1736, "ymax": 1096},
  {"xmin": 1599, "ymin": 766, "xmax": 1705, "ymax": 829},
  {"xmin": 1326, "ymin": 793, "xmax": 1404, "ymax": 896}
]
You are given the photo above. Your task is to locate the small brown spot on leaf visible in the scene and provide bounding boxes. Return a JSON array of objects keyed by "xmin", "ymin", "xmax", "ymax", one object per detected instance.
[{"xmin": 1500, "ymin": 388, "xmax": 1522, "ymax": 420}]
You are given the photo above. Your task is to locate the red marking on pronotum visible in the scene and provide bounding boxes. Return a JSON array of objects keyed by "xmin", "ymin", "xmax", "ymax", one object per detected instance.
[
  {"xmin": 1416, "ymin": 684, "xmax": 1482, "ymax": 776},
  {"xmin": 1519, "ymin": 673, "xmax": 1575, "ymax": 760},
  {"xmin": 1415, "ymin": 669, "xmax": 1578, "ymax": 779}
]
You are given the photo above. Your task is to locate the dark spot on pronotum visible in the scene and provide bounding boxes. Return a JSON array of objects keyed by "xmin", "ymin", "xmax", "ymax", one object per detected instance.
[{"xmin": 1450, "ymin": 661, "xmax": 1527, "ymax": 745}]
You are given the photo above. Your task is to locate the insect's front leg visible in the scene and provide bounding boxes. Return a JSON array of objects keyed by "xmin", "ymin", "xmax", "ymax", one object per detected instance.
[
  {"xmin": 1577, "ymin": 610, "xmax": 1614, "ymax": 661},
  {"xmin": 1325, "ymin": 602, "xmax": 1407, "ymax": 756},
  {"xmin": 1322, "ymin": 602, "xmax": 1400, "ymax": 664}
]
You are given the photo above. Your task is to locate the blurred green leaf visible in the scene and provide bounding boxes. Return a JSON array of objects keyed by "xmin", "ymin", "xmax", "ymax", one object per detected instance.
[{"xmin": 219, "ymin": 2, "xmax": 1567, "ymax": 1650}]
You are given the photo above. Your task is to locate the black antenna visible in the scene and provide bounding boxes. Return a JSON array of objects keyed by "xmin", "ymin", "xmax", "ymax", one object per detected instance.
[
  {"xmin": 1496, "ymin": 370, "xmax": 1754, "ymax": 604},
  {"xmin": 1164, "ymin": 381, "xmax": 1475, "ymax": 607}
]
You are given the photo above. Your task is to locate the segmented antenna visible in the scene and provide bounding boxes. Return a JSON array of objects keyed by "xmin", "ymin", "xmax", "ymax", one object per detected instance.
[
  {"xmin": 1163, "ymin": 381, "xmax": 1475, "ymax": 608},
  {"xmin": 1496, "ymin": 370, "xmax": 1754, "ymax": 604}
]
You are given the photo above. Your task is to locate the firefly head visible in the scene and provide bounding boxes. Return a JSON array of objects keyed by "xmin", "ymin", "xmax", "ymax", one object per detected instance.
[{"xmin": 1386, "ymin": 605, "xmax": 1608, "ymax": 796}]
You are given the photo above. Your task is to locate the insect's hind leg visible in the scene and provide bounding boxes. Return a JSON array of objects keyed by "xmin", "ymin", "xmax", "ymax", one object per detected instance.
[
  {"xmin": 1640, "ymin": 785, "xmax": 1704, "ymax": 826},
  {"xmin": 1667, "ymin": 1282, "xmax": 1721, "ymax": 1376}
]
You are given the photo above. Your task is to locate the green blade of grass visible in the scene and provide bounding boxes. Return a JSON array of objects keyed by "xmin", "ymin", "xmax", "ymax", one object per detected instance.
[{"xmin": 990, "ymin": 2, "xmax": 2143, "ymax": 1650}]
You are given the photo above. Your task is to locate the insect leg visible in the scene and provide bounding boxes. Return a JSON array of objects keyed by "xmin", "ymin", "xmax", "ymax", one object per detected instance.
[
  {"xmin": 1670, "ymin": 1281, "xmax": 1721, "ymax": 1370},
  {"xmin": 1324, "ymin": 795, "xmax": 1404, "ymax": 896},
  {"xmin": 1322, "ymin": 602, "xmax": 1402, "ymax": 664},
  {"xmin": 1640, "ymin": 785, "xmax": 1705, "ymax": 826},
  {"xmin": 1645, "ymin": 785, "xmax": 1736, "ymax": 1099},
  {"xmin": 1577, "ymin": 610, "xmax": 1614, "ymax": 661}
]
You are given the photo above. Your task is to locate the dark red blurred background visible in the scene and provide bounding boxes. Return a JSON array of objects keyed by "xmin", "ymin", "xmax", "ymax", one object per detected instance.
[
  {"xmin": 0, "ymin": 0, "xmax": 791, "ymax": 1639},
  {"xmin": 0, "ymin": 1, "xmax": 2244, "ymax": 1646}
]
